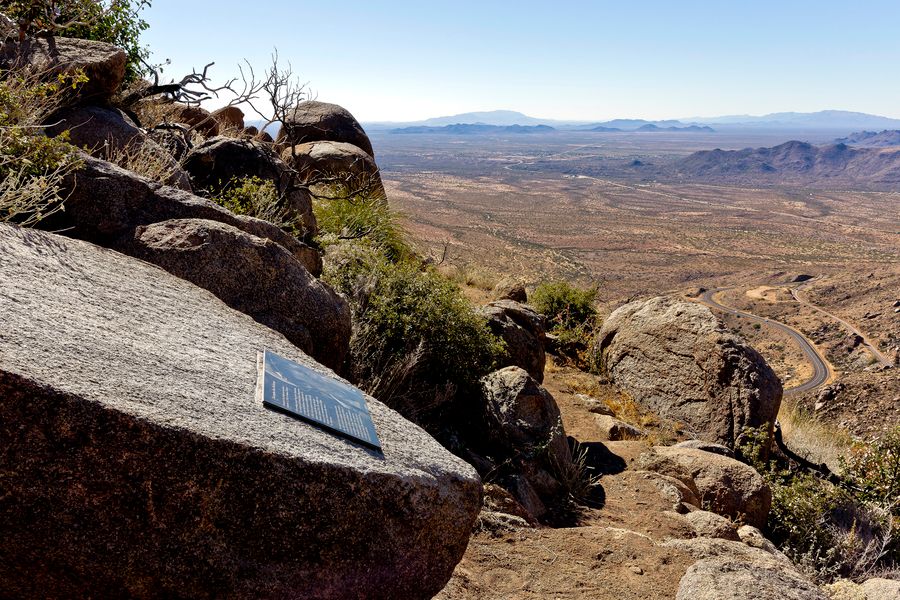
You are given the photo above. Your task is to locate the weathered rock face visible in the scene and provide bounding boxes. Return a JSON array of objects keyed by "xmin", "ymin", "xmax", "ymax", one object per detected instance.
[
  {"xmin": 277, "ymin": 101, "xmax": 375, "ymax": 157},
  {"xmin": 46, "ymin": 154, "xmax": 322, "ymax": 276},
  {"xmin": 480, "ymin": 300, "xmax": 547, "ymax": 383},
  {"xmin": 165, "ymin": 102, "xmax": 219, "ymax": 136},
  {"xmin": 595, "ymin": 296, "xmax": 783, "ymax": 448},
  {"xmin": 211, "ymin": 105, "xmax": 245, "ymax": 131},
  {"xmin": 128, "ymin": 218, "xmax": 349, "ymax": 371},
  {"xmin": 495, "ymin": 281, "xmax": 528, "ymax": 303},
  {"xmin": 676, "ymin": 555, "xmax": 827, "ymax": 600},
  {"xmin": 682, "ymin": 510, "xmax": 740, "ymax": 541},
  {"xmin": 0, "ymin": 36, "xmax": 126, "ymax": 102},
  {"xmin": 183, "ymin": 136, "xmax": 316, "ymax": 236},
  {"xmin": 281, "ymin": 140, "xmax": 385, "ymax": 200},
  {"xmin": 639, "ymin": 446, "xmax": 772, "ymax": 528},
  {"xmin": 0, "ymin": 224, "xmax": 481, "ymax": 600},
  {"xmin": 45, "ymin": 106, "xmax": 192, "ymax": 190},
  {"xmin": 594, "ymin": 414, "xmax": 645, "ymax": 441},
  {"xmin": 481, "ymin": 367, "xmax": 572, "ymax": 517}
]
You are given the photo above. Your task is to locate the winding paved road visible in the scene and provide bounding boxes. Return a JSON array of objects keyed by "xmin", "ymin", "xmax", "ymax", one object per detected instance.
[
  {"xmin": 788, "ymin": 288, "xmax": 892, "ymax": 367},
  {"xmin": 698, "ymin": 289, "xmax": 832, "ymax": 395}
]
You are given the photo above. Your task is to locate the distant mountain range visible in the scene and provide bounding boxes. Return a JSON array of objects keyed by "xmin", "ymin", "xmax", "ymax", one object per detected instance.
[
  {"xmin": 390, "ymin": 123, "xmax": 556, "ymax": 135},
  {"xmin": 835, "ymin": 130, "xmax": 900, "ymax": 147},
  {"xmin": 683, "ymin": 110, "xmax": 900, "ymax": 131},
  {"xmin": 672, "ymin": 140, "xmax": 900, "ymax": 188},
  {"xmin": 366, "ymin": 109, "xmax": 900, "ymax": 133}
]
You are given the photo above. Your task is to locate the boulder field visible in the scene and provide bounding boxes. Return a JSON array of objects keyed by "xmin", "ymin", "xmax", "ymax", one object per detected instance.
[{"xmin": 0, "ymin": 224, "xmax": 481, "ymax": 600}]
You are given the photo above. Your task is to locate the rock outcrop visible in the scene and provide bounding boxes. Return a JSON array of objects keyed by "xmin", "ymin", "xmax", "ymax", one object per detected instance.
[
  {"xmin": 0, "ymin": 36, "xmax": 126, "ymax": 102},
  {"xmin": 639, "ymin": 446, "xmax": 772, "ymax": 528},
  {"xmin": 281, "ymin": 140, "xmax": 385, "ymax": 201},
  {"xmin": 48, "ymin": 154, "xmax": 322, "ymax": 276},
  {"xmin": 0, "ymin": 223, "xmax": 481, "ymax": 599},
  {"xmin": 211, "ymin": 105, "xmax": 245, "ymax": 131},
  {"xmin": 480, "ymin": 300, "xmax": 547, "ymax": 382},
  {"xmin": 127, "ymin": 218, "xmax": 350, "ymax": 371},
  {"xmin": 45, "ymin": 105, "xmax": 192, "ymax": 190},
  {"xmin": 183, "ymin": 136, "xmax": 316, "ymax": 235},
  {"xmin": 595, "ymin": 296, "xmax": 783, "ymax": 448},
  {"xmin": 481, "ymin": 367, "xmax": 572, "ymax": 517},
  {"xmin": 664, "ymin": 537, "xmax": 825, "ymax": 600},
  {"xmin": 277, "ymin": 100, "xmax": 375, "ymax": 157}
]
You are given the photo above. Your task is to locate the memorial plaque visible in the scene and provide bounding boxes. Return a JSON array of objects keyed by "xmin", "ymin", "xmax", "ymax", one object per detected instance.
[{"xmin": 257, "ymin": 350, "xmax": 382, "ymax": 450}]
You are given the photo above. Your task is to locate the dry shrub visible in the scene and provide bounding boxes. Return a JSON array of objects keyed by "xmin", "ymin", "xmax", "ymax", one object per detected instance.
[
  {"xmin": 778, "ymin": 397, "xmax": 856, "ymax": 473},
  {"xmin": 100, "ymin": 136, "xmax": 182, "ymax": 184}
]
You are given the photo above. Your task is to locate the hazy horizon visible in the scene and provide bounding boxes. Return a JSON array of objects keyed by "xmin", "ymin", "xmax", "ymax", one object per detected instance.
[{"xmin": 143, "ymin": 0, "xmax": 900, "ymax": 122}]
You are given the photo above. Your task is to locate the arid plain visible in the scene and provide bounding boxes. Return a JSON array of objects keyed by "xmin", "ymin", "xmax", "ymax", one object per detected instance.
[{"xmin": 373, "ymin": 130, "xmax": 900, "ymax": 439}]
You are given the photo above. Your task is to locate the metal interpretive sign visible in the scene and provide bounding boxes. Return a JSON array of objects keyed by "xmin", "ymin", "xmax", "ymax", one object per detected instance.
[{"xmin": 257, "ymin": 350, "xmax": 382, "ymax": 450}]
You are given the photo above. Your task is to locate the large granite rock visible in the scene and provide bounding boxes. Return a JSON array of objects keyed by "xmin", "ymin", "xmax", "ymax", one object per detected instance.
[
  {"xmin": 281, "ymin": 140, "xmax": 382, "ymax": 194},
  {"xmin": 676, "ymin": 555, "xmax": 826, "ymax": 600},
  {"xmin": 0, "ymin": 36, "xmax": 125, "ymax": 103},
  {"xmin": 480, "ymin": 367, "xmax": 572, "ymax": 518},
  {"xmin": 0, "ymin": 223, "xmax": 481, "ymax": 599},
  {"xmin": 594, "ymin": 296, "xmax": 783, "ymax": 448},
  {"xmin": 46, "ymin": 154, "xmax": 322, "ymax": 276},
  {"xmin": 45, "ymin": 105, "xmax": 192, "ymax": 190},
  {"xmin": 183, "ymin": 136, "xmax": 316, "ymax": 236},
  {"xmin": 664, "ymin": 536, "xmax": 826, "ymax": 600},
  {"xmin": 639, "ymin": 446, "xmax": 772, "ymax": 528},
  {"xmin": 480, "ymin": 300, "xmax": 547, "ymax": 382},
  {"xmin": 276, "ymin": 101, "xmax": 374, "ymax": 157},
  {"xmin": 127, "ymin": 218, "xmax": 349, "ymax": 371}
]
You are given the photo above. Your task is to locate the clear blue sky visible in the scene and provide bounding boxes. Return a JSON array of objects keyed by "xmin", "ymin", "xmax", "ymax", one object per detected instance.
[{"xmin": 142, "ymin": 0, "xmax": 900, "ymax": 122}]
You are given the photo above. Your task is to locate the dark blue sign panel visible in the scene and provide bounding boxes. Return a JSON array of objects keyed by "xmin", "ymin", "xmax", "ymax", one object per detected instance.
[{"xmin": 259, "ymin": 350, "xmax": 382, "ymax": 450}]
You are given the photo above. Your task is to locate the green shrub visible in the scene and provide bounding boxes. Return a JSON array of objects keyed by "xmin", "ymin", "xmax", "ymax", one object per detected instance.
[
  {"xmin": 2, "ymin": 1, "xmax": 152, "ymax": 81},
  {"xmin": 313, "ymin": 195, "xmax": 410, "ymax": 263},
  {"xmin": 531, "ymin": 280, "xmax": 598, "ymax": 331},
  {"xmin": 212, "ymin": 176, "xmax": 304, "ymax": 235},
  {"xmin": 738, "ymin": 426, "xmax": 900, "ymax": 583},
  {"xmin": 323, "ymin": 241, "xmax": 503, "ymax": 425},
  {"xmin": 842, "ymin": 426, "xmax": 900, "ymax": 513},
  {"xmin": 0, "ymin": 68, "xmax": 82, "ymax": 226}
]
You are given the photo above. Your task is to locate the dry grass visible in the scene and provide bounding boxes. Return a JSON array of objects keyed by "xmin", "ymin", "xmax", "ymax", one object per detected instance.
[
  {"xmin": 778, "ymin": 397, "xmax": 856, "ymax": 473},
  {"xmin": 101, "ymin": 137, "xmax": 183, "ymax": 185}
]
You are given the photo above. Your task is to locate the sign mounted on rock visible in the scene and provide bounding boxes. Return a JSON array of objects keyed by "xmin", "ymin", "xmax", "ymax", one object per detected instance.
[{"xmin": 257, "ymin": 350, "xmax": 382, "ymax": 450}]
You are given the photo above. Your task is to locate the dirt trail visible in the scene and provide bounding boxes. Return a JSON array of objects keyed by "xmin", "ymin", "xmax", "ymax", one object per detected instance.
[{"xmin": 436, "ymin": 365, "xmax": 699, "ymax": 600}]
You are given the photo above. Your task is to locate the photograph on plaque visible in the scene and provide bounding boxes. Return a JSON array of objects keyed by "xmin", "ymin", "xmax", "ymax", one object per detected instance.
[{"xmin": 257, "ymin": 350, "xmax": 382, "ymax": 450}]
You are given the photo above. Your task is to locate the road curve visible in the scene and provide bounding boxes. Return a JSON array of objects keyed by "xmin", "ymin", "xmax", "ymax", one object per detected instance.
[
  {"xmin": 789, "ymin": 288, "xmax": 893, "ymax": 367},
  {"xmin": 698, "ymin": 289, "xmax": 831, "ymax": 395}
]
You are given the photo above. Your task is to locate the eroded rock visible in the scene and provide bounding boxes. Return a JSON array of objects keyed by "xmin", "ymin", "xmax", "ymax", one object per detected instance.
[
  {"xmin": 639, "ymin": 446, "xmax": 772, "ymax": 528},
  {"xmin": 594, "ymin": 296, "xmax": 783, "ymax": 448},
  {"xmin": 183, "ymin": 136, "xmax": 316, "ymax": 236},
  {"xmin": 45, "ymin": 105, "xmax": 191, "ymax": 190},
  {"xmin": 480, "ymin": 300, "xmax": 547, "ymax": 382},
  {"xmin": 0, "ymin": 223, "xmax": 481, "ymax": 599},
  {"xmin": 46, "ymin": 154, "xmax": 321, "ymax": 276},
  {"xmin": 0, "ymin": 36, "xmax": 125, "ymax": 102},
  {"xmin": 277, "ymin": 100, "xmax": 375, "ymax": 156},
  {"xmin": 128, "ymin": 218, "xmax": 349, "ymax": 371}
]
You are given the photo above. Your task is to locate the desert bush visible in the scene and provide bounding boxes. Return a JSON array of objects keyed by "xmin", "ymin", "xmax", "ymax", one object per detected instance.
[
  {"xmin": 2, "ymin": 1, "xmax": 152, "ymax": 81},
  {"xmin": 100, "ymin": 136, "xmax": 179, "ymax": 183},
  {"xmin": 314, "ymin": 194, "xmax": 410, "ymax": 262},
  {"xmin": 738, "ymin": 426, "xmax": 900, "ymax": 583},
  {"xmin": 323, "ymin": 241, "xmax": 503, "ymax": 425},
  {"xmin": 211, "ymin": 175, "xmax": 304, "ymax": 235},
  {"xmin": 842, "ymin": 426, "xmax": 900, "ymax": 514},
  {"xmin": 0, "ymin": 68, "xmax": 82, "ymax": 226},
  {"xmin": 532, "ymin": 280, "xmax": 599, "ymax": 366},
  {"xmin": 531, "ymin": 280, "xmax": 598, "ymax": 330}
]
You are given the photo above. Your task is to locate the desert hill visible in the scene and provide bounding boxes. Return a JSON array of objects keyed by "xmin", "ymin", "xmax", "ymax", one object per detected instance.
[
  {"xmin": 836, "ymin": 129, "xmax": 900, "ymax": 147},
  {"xmin": 674, "ymin": 140, "xmax": 900, "ymax": 187}
]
